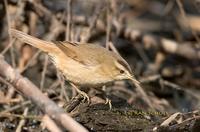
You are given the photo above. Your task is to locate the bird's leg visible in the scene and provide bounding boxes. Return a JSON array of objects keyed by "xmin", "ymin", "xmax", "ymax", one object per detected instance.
[
  {"xmin": 70, "ymin": 83, "xmax": 90, "ymax": 103},
  {"xmin": 105, "ymin": 98, "xmax": 112, "ymax": 110},
  {"xmin": 102, "ymin": 86, "xmax": 112, "ymax": 110}
]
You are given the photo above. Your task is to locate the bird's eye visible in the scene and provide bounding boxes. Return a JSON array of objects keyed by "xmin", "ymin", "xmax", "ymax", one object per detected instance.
[{"xmin": 120, "ymin": 70, "xmax": 125, "ymax": 74}]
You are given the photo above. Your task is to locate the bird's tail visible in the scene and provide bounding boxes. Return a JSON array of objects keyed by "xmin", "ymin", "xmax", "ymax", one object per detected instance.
[{"xmin": 11, "ymin": 29, "xmax": 58, "ymax": 53}]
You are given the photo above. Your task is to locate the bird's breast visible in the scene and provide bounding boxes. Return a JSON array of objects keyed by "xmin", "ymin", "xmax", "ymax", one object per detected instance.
[{"xmin": 49, "ymin": 53, "xmax": 114, "ymax": 87}]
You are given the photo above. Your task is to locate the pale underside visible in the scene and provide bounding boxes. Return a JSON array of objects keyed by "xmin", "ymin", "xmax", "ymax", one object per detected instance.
[{"xmin": 50, "ymin": 53, "xmax": 114, "ymax": 87}]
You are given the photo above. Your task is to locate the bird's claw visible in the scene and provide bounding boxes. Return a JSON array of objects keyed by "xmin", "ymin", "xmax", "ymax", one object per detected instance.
[
  {"xmin": 70, "ymin": 83, "xmax": 90, "ymax": 104},
  {"xmin": 105, "ymin": 98, "xmax": 112, "ymax": 110},
  {"xmin": 78, "ymin": 91, "xmax": 90, "ymax": 104}
]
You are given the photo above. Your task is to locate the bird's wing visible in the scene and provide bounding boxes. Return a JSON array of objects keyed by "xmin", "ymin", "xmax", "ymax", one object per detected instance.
[
  {"xmin": 54, "ymin": 41, "xmax": 132, "ymax": 74},
  {"xmin": 53, "ymin": 41, "xmax": 104, "ymax": 66}
]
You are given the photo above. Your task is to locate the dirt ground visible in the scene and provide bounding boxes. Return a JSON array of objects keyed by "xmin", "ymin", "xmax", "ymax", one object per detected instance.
[{"xmin": 0, "ymin": 0, "xmax": 200, "ymax": 131}]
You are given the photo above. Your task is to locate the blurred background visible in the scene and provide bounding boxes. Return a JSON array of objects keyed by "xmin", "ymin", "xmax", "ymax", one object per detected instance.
[{"xmin": 0, "ymin": 0, "xmax": 200, "ymax": 131}]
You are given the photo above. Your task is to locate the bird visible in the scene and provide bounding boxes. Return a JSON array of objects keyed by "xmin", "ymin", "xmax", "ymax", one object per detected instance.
[{"xmin": 10, "ymin": 29, "xmax": 153, "ymax": 109}]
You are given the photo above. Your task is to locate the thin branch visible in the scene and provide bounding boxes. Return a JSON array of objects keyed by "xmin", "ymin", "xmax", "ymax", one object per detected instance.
[
  {"xmin": 40, "ymin": 55, "xmax": 48, "ymax": 90},
  {"xmin": 176, "ymin": 0, "xmax": 200, "ymax": 43},
  {"xmin": 66, "ymin": 0, "xmax": 72, "ymax": 41},
  {"xmin": 42, "ymin": 115, "xmax": 62, "ymax": 132},
  {"xmin": 16, "ymin": 107, "xmax": 29, "ymax": 132},
  {"xmin": 106, "ymin": 3, "xmax": 112, "ymax": 49}
]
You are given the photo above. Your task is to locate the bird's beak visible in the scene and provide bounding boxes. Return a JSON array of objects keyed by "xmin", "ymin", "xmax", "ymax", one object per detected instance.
[{"xmin": 127, "ymin": 75, "xmax": 140, "ymax": 85}]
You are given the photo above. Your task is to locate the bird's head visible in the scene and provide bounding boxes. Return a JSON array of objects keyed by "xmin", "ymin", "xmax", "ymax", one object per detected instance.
[
  {"xmin": 111, "ymin": 57, "xmax": 134, "ymax": 80},
  {"xmin": 112, "ymin": 58, "xmax": 141, "ymax": 86}
]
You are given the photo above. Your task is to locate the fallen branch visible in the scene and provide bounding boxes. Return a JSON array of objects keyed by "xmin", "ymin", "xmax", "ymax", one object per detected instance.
[{"xmin": 0, "ymin": 56, "xmax": 88, "ymax": 132}]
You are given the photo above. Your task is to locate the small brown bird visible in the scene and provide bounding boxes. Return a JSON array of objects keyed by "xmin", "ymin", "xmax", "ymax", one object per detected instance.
[{"xmin": 11, "ymin": 29, "xmax": 153, "ymax": 108}]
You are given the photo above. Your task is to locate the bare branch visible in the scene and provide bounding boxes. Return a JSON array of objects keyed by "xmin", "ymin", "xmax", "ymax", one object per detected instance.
[{"xmin": 0, "ymin": 56, "xmax": 88, "ymax": 132}]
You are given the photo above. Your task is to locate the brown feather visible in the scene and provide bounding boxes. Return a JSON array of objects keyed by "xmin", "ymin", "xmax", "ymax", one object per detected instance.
[{"xmin": 11, "ymin": 29, "xmax": 59, "ymax": 54}]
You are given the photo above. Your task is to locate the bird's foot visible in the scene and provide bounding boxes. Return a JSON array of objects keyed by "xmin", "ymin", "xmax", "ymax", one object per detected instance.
[
  {"xmin": 70, "ymin": 83, "xmax": 90, "ymax": 103},
  {"xmin": 78, "ymin": 90, "xmax": 90, "ymax": 103},
  {"xmin": 105, "ymin": 98, "xmax": 112, "ymax": 110}
]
